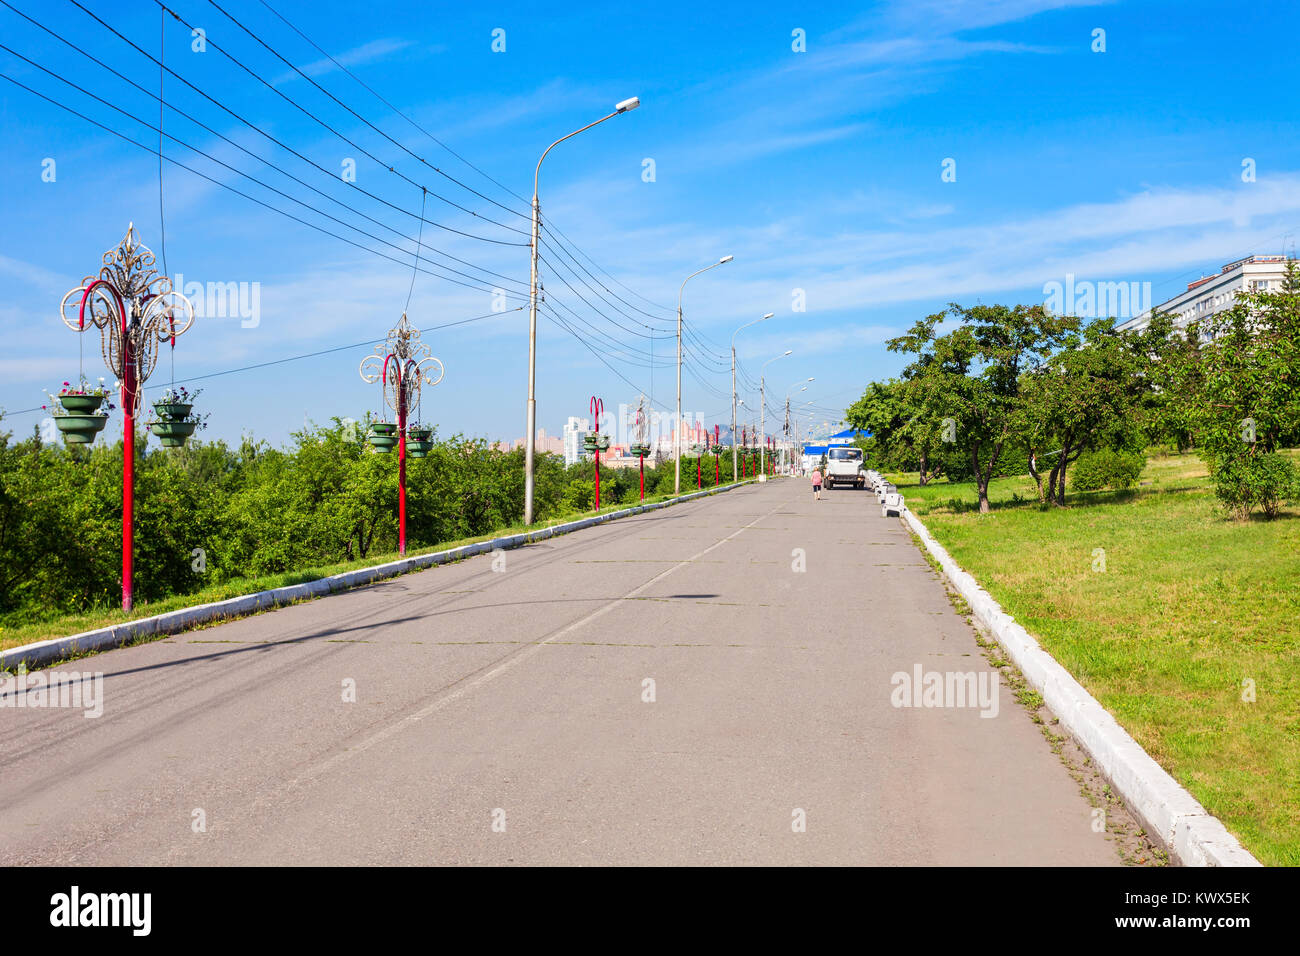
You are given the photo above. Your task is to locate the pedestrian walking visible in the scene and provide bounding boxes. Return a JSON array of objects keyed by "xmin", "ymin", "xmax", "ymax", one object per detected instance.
[{"xmin": 811, "ymin": 468, "xmax": 823, "ymax": 500}]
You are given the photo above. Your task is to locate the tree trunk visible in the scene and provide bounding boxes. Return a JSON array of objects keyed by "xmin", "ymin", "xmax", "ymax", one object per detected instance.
[
  {"xmin": 1055, "ymin": 443, "xmax": 1071, "ymax": 505},
  {"xmin": 1028, "ymin": 448, "xmax": 1045, "ymax": 502},
  {"xmin": 972, "ymin": 444, "xmax": 990, "ymax": 513},
  {"xmin": 918, "ymin": 450, "xmax": 929, "ymax": 486}
]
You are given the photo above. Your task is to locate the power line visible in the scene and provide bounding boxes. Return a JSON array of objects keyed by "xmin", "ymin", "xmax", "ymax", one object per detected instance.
[
  {"xmin": 251, "ymin": 0, "xmax": 683, "ymax": 328},
  {"xmin": 62, "ymin": 0, "xmax": 527, "ymax": 247},
  {"xmin": 0, "ymin": 44, "xmax": 527, "ymax": 297},
  {"xmin": 0, "ymin": 2, "xmax": 530, "ymax": 287},
  {"xmin": 153, "ymin": 0, "xmax": 530, "ymax": 239},
  {"xmin": 254, "ymin": 0, "xmax": 531, "ymax": 221},
  {"xmin": 0, "ymin": 71, "xmax": 530, "ymax": 301},
  {"xmin": 195, "ymin": 0, "xmax": 534, "ymax": 236}
]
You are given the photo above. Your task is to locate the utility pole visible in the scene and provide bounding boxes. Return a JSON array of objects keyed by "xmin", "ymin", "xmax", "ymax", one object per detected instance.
[
  {"xmin": 759, "ymin": 350, "xmax": 792, "ymax": 478},
  {"xmin": 732, "ymin": 311, "xmax": 773, "ymax": 483},
  {"xmin": 676, "ymin": 255, "xmax": 732, "ymax": 493},
  {"xmin": 524, "ymin": 97, "xmax": 639, "ymax": 525}
]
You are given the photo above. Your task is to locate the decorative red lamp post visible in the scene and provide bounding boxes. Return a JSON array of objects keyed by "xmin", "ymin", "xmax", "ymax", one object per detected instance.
[
  {"xmin": 590, "ymin": 396, "xmax": 605, "ymax": 510},
  {"xmin": 58, "ymin": 225, "xmax": 196, "ymax": 611},
  {"xmin": 714, "ymin": 425, "xmax": 721, "ymax": 485},
  {"xmin": 360, "ymin": 313, "xmax": 444, "ymax": 556},
  {"xmin": 630, "ymin": 399, "xmax": 651, "ymax": 502}
]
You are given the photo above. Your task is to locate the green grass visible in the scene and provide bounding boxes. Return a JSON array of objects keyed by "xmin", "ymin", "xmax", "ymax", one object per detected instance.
[
  {"xmin": 890, "ymin": 452, "xmax": 1300, "ymax": 865},
  {"xmin": 0, "ymin": 483, "xmax": 748, "ymax": 655}
]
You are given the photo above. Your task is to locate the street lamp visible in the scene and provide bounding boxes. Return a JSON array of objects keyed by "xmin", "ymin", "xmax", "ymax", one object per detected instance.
[
  {"xmin": 675, "ymin": 255, "xmax": 733, "ymax": 493},
  {"xmin": 524, "ymin": 96, "xmax": 640, "ymax": 525},
  {"xmin": 58, "ymin": 224, "xmax": 197, "ymax": 610},
  {"xmin": 359, "ymin": 313, "xmax": 444, "ymax": 556},
  {"xmin": 731, "ymin": 311, "xmax": 773, "ymax": 481},
  {"xmin": 760, "ymin": 350, "xmax": 792, "ymax": 477}
]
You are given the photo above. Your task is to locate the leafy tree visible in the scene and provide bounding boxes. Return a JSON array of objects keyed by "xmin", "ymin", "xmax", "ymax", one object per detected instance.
[
  {"xmin": 888, "ymin": 303, "xmax": 1070, "ymax": 513},
  {"xmin": 1185, "ymin": 262, "xmax": 1300, "ymax": 518},
  {"xmin": 1016, "ymin": 317, "xmax": 1148, "ymax": 504},
  {"xmin": 846, "ymin": 380, "xmax": 948, "ymax": 483}
]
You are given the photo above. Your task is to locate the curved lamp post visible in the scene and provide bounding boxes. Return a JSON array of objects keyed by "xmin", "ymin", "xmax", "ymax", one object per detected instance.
[
  {"xmin": 59, "ymin": 224, "xmax": 196, "ymax": 611},
  {"xmin": 675, "ymin": 255, "xmax": 733, "ymax": 493},
  {"xmin": 589, "ymin": 395, "xmax": 605, "ymax": 510},
  {"xmin": 360, "ymin": 313, "xmax": 444, "ymax": 556},
  {"xmin": 524, "ymin": 96, "xmax": 640, "ymax": 526}
]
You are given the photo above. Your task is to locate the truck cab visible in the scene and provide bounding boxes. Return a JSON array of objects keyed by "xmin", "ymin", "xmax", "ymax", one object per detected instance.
[{"xmin": 823, "ymin": 446, "xmax": 866, "ymax": 489}]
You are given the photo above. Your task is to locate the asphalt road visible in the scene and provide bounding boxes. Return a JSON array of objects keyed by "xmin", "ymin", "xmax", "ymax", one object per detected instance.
[{"xmin": 0, "ymin": 477, "xmax": 1120, "ymax": 865}]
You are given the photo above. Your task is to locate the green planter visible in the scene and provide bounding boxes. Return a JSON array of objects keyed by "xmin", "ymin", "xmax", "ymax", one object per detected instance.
[
  {"xmin": 367, "ymin": 423, "xmax": 398, "ymax": 452},
  {"xmin": 58, "ymin": 393, "xmax": 104, "ymax": 414},
  {"xmin": 407, "ymin": 439, "xmax": 433, "ymax": 458},
  {"xmin": 408, "ymin": 427, "xmax": 432, "ymax": 441},
  {"xmin": 153, "ymin": 400, "xmax": 192, "ymax": 421},
  {"xmin": 54, "ymin": 413, "xmax": 108, "ymax": 444},
  {"xmin": 149, "ymin": 419, "xmax": 197, "ymax": 448},
  {"xmin": 629, "ymin": 444, "xmax": 651, "ymax": 458}
]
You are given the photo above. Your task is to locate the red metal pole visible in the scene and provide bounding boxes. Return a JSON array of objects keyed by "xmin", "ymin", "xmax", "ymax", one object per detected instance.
[
  {"xmin": 591, "ymin": 396, "xmax": 602, "ymax": 511},
  {"xmin": 122, "ymin": 321, "xmax": 134, "ymax": 612},
  {"xmin": 397, "ymin": 363, "xmax": 407, "ymax": 557},
  {"xmin": 639, "ymin": 454, "xmax": 645, "ymax": 501},
  {"xmin": 697, "ymin": 452, "xmax": 701, "ymax": 489}
]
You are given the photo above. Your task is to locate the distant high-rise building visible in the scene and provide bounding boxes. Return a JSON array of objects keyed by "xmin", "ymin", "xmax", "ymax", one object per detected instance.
[{"xmin": 563, "ymin": 416, "xmax": 591, "ymax": 466}]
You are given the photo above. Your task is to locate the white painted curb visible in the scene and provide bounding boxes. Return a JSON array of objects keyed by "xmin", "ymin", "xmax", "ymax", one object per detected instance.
[
  {"xmin": 901, "ymin": 507, "xmax": 1261, "ymax": 868},
  {"xmin": 1, "ymin": 480, "xmax": 755, "ymax": 672}
]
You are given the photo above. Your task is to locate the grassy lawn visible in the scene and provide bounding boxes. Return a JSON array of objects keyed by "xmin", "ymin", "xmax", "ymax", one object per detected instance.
[
  {"xmin": 0, "ymin": 484, "xmax": 745, "ymax": 656},
  {"xmin": 888, "ymin": 452, "xmax": 1300, "ymax": 865}
]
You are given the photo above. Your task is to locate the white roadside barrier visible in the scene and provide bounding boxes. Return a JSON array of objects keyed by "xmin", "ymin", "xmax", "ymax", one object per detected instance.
[
  {"xmin": 1, "ymin": 480, "xmax": 755, "ymax": 671},
  {"xmin": 897, "ymin": 505, "xmax": 1260, "ymax": 867}
]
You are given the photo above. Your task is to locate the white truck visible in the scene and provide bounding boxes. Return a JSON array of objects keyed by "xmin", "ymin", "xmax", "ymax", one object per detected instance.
[{"xmin": 823, "ymin": 446, "xmax": 866, "ymax": 489}]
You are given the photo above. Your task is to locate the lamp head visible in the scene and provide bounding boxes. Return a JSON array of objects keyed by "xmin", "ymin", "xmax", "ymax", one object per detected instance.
[
  {"xmin": 719, "ymin": 255, "xmax": 734, "ymax": 264},
  {"xmin": 615, "ymin": 97, "xmax": 641, "ymax": 113}
]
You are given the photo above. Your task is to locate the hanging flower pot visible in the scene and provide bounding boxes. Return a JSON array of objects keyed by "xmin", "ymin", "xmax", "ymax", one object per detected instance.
[
  {"xmin": 149, "ymin": 419, "xmax": 197, "ymax": 448},
  {"xmin": 153, "ymin": 400, "xmax": 193, "ymax": 421},
  {"xmin": 152, "ymin": 386, "xmax": 199, "ymax": 422},
  {"xmin": 54, "ymin": 413, "xmax": 109, "ymax": 444},
  {"xmin": 367, "ymin": 422, "xmax": 398, "ymax": 452},
  {"xmin": 58, "ymin": 393, "xmax": 104, "ymax": 414},
  {"xmin": 43, "ymin": 380, "xmax": 114, "ymax": 446},
  {"xmin": 630, "ymin": 443, "xmax": 651, "ymax": 458},
  {"xmin": 406, "ymin": 424, "xmax": 433, "ymax": 458}
]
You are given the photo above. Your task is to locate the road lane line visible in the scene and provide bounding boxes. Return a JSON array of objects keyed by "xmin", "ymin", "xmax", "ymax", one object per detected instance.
[{"xmin": 281, "ymin": 486, "xmax": 790, "ymax": 792}]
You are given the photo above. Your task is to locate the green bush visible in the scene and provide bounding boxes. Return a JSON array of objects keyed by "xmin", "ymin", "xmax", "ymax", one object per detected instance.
[
  {"xmin": 1070, "ymin": 448, "xmax": 1146, "ymax": 492},
  {"xmin": 1212, "ymin": 452, "xmax": 1299, "ymax": 520}
]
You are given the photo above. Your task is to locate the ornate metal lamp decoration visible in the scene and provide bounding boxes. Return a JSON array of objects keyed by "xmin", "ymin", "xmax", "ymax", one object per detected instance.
[
  {"xmin": 57, "ymin": 224, "xmax": 197, "ymax": 611},
  {"xmin": 628, "ymin": 395, "xmax": 652, "ymax": 502},
  {"xmin": 581, "ymin": 396, "xmax": 609, "ymax": 510},
  {"xmin": 359, "ymin": 312, "xmax": 444, "ymax": 556},
  {"xmin": 714, "ymin": 424, "xmax": 721, "ymax": 486}
]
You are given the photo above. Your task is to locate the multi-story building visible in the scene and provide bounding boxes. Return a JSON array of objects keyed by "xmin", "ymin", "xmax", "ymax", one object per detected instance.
[
  {"xmin": 1118, "ymin": 254, "xmax": 1295, "ymax": 337},
  {"xmin": 563, "ymin": 416, "xmax": 591, "ymax": 466},
  {"xmin": 506, "ymin": 429, "xmax": 563, "ymax": 456}
]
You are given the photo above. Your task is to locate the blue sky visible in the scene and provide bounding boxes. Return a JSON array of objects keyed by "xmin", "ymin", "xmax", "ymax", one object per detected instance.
[{"xmin": 2, "ymin": 0, "xmax": 1298, "ymax": 448}]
